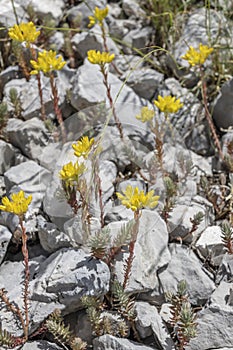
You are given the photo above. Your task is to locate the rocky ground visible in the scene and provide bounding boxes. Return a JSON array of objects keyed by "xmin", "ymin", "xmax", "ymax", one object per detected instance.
[{"xmin": 0, "ymin": 0, "xmax": 233, "ymax": 349}]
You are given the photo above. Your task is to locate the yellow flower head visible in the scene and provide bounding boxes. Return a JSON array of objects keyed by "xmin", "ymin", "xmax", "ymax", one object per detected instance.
[
  {"xmin": 88, "ymin": 6, "xmax": 108, "ymax": 28},
  {"xmin": 59, "ymin": 161, "xmax": 86, "ymax": 184},
  {"xmin": 8, "ymin": 22, "xmax": 40, "ymax": 47},
  {"xmin": 154, "ymin": 95, "xmax": 183, "ymax": 114},
  {"xmin": 72, "ymin": 136, "xmax": 95, "ymax": 159},
  {"xmin": 136, "ymin": 106, "xmax": 155, "ymax": 123},
  {"xmin": 181, "ymin": 43, "xmax": 214, "ymax": 66},
  {"xmin": 30, "ymin": 50, "xmax": 66, "ymax": 75},
  {"xmin": 116, "ymin": 185, "xmax": 160, "ymax": 212},
  {"xmin": 0, "ymin": 190, "xmax": 32, "ymax": 216},
  {"xmin": 87, "ymin": 50, "xmax": 115, "ymax": 65}
]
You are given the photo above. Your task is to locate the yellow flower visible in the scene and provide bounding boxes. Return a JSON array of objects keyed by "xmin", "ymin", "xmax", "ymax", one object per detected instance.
[
  {"xmin": 154, "ymin": 95, "xmax": 183, "ymax": 114},
  {"xmin": 72, "ymin": 136, "xmax": 95, "ymax": 159},
  {"xmin": 88, "ymin": 6, "xmax": 108, "ymax": 28},
  {"xmin": 0, "ymin": 190, "xmax": 32, "ymax": 216},
  {"xmin": 136, "ymin": 106, "xmax": 155, "ymax": 123},
  {"xmin": 30, "ymin": 50, "xmax": 66, "ymax": 75},
  {"xmin": 87, "ymin": 50, "xmax": 115, "ymax": 65},
  {"xmin": 8, "ymin": 22, "xmax": 40, "ymax": 47},
  {"xmin": 181, "ymin": 43, "xmax": 214, "ymax": 66},
  {"xmin": 59, "ymin": 161, "xmax": 86, "ymax": 184},
  {"xmin": 116, "ymin": 185, "xmax": 160, "ymax": 212}
]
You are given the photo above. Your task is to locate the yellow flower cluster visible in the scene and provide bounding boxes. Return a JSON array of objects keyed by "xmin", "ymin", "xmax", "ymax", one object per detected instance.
[
  {"xmin": 136, "ymin": 106, "xmax": 155, "ymax": 123},
  {"xmin": 0, "ymin": 190, "xmax": 32, "ymax": 216},
  {"xmin": 116, "ymin": 185, "xmax": 160, "ymax": 212},
  {"xmin": 30, "ymin": 50, "xmax": 66, "ymax": 75},
  {"xmin": 154, "ymin": 95, "xmax": 183, "ymax": 114},
  {"xmin": 8, "ymin": 22, "xmax": 40, "ymax": 47},
  {"xmin": 182, "ymin": 43, "xmax": 214, "ymax": 66},
  {"xmin": 59, "ymin": 161, "xmax": 86, "ymax": 184},
  {"xmin": 87, "ymin": 50, "xmax": 115, "ymax": 65},
  {"xmin": 72, "ymin": 136, "xmax": 94, "ymax": 159},
  {"xmin": 88, "ymin": 6, "xmax": 108, "ymax": 28}
]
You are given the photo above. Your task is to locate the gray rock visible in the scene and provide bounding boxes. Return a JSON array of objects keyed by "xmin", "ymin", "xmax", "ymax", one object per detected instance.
[
  {"xmin": 64, "ymin": 309, "xmax": 94, "ymax": 344},
  {"xmin": 93, "ymin": 334, "xmax": 157, "ymax": 350},
  {"xmin": 114, "ymin": 210, "xmax": 171, "ymax": 293},
  {"xmin": 20, "ymin": 0, "xmax": 65, "ymax": 23},
  {"xmin": 122, "ymin": 0, "xmax": 146, "ymax": 18},
  {"xmin": 122, "ymin": 67, "xmax": 164, "ymax": 100},
  {"xmin": 196, "ymin": 226, "xmax": 225, "ymax": 266},
  {"xmin": 157, "ymin": 78, "xmax": 212, "ymax": 156},
  {"xmin": 173, "ymin": 8, "xmax": 232, "ymax": 68},
  {"xmin": 72, "ymin": 26, "xmax": 119, "ymax": 60},
  {"xmin": 0, "ymin": 140, "xmax": 15, "ymax": 174},
  {"xmin": 0, "ymin": 211, "xmax": 19, "ymax": 233},
  {"xmin": 186, "ymin": 307, "xmax": 233, "ymax": 350},
  {"xmin": 0, "ymin": 0, "xmax": 25, "ymax": 27},
  {"xmin": 167, "ymin": 202, "xmax": 207, "ymax": 242},
  {"xmin": 20, "ymin": 340, "xmax": 63, "ymax": 350},
  {"xmin": 0, "ymin": 66, "xmax": 23, "ymax": 93},
  {"xmin": 216, "ymin": 254, "xmax": 233, "ymax": 283},
  {"xmin": 37, "ymin": 215, "xmax": 72, "ymax": 253},
  {"xmin": 6, "ymin": 117, "xmax": 49, "ymax": 161},
  {"xmin": 31, "ymin": 248, "xmax": 110, "ymax": 313},
  {"xmin": 3, "ymin": 74, "xmax": 69, "ymax": 121},
  {"xmin": 4, "ymin": 160, "xmax": 51, "ymax": 209},
  {"xmin": 159, "ymin": 244, "xmax": 215, "ymax": 304},
  {"xmin": 123, "ymin": 27, "xmax": 153, "ymax": 53},
  {"xmin": 135, "ymin": 301, "xmax": 175, "ymax": 350},
  {"xmin": 0, "ymin": 225, "xmax": 12, "ymax": 264},
  {"xmin": 66, "ymin": 0, "xmax": 107, "ymax": 29},
  {"xmin": 37, "ymin": 141, "xmax": 62, "ymax": 172},
  {"xmin": 210, "ymin": 280, "xmax": 233, "ymax": 310},
  {"xmin": 213, "ymin": 78, "xmax": 233, "ymax": 130},
  {"xmin": 70, "ymin": 59, "xmax": 147, "ymax": 112}
]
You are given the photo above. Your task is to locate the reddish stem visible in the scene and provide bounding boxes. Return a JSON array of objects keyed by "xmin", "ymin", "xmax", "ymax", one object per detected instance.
[
  {"xmin": 19, "ymin": 217, "xmax": 30, "ymax": 341},
  {"xmin": 49, "ymin": 73, "xmax": 66, "ymax": 143},
  {"xmin": 100, "ymin": 65, "xmax": 124, "ymax": 140},
  {"xmin": 200, "ymin": 67, "xmax": 224, "ymax": 161}
]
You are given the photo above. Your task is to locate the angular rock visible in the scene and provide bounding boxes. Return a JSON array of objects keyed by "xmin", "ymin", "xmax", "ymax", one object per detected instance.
[
  {"xmin": 196, "ymin": 226, "xmax": 225, "ymax": 265},
  {"xmin": 0, "ymin": 225, "xmax": 12, "ymax": 264},
  {"xmin": 37, "ymin": 215, "xmax": 72, "ymax": 253},
  {"xmin": 20, "ymin": 0, "xmax": 65, "ymax": 23},
  {"xmin": 0, "ymin": 0, "xmax": 25, "ymax": 27},
  {"xmin": 4, "ymin": 160, "xmax": 51, "ymax": 209},
  {"xmin": 3, "ymin": 73, "xmax": 69, "ymax": 120},
  {"xmin": 20, "ymin": 340, "xmax": 63, "ymax": 350},
  {"xmin": 66, "ymin": 0, "xmax": 107, "ymax": 29},
  {"xmin": 93, "ymin": 334, "xmax": 157, "ymax": 350},
  {"xmin": 31, "ymin": 248, "xmax": 110, "ymax": 313},
  {"xmin": 135, "ymin": 301, "xmax": 175, "ymax": 350},
  {"xmin": 216, "ymin": 254, "xmax": 233, "ymax": 283},
  {"xmin": 122, "ymin": 0, "xmax": 146, "ymax": 18},
  {"xmin": 6, "ymin": 117, "xmax": 49, "ymax": 161},
  {"xmin": 167, "ymin": 202, "xmax": 207, "ymax": 242},
  {"xmin": 158, "ymin": 78, "xmax": 212, "ymax": 156},
  {"xmin": 114, "ymin": 210, "xmax": 171, "ymax": 293},
  {"xmin": 72, "ymin": 25, "xmax": 119, "ymax": 60},
  {"xmin": 70, "ymin": 59, "xmax": 148, "ymax": 113},
  {"xmin": 0, "ymin": 140, "xmax": 15, "ymax": 174},
  {"xmin": 123, "ymin": 27, "xmax": 153, "ymax": 53},
  {"xmin": 122, "ymin": 67, "xmax": 164, "ymax": 100},
  {"xmin": 173, "ymin": 8, "xmax": 232, "ymax": 68},
  {"xmin": 159, "ymin": 244, "xmax": 215, "ymax": 304},
  {"xmin": 186, "ymin": 307, "xmax": 233, "ymax": 350},
  {"xmin": 213, "ymin": 78, "xmax": 233, "ymax": 130}
]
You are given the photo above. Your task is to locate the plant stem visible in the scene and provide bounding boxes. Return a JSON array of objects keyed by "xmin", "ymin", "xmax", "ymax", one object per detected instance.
[
  {"xmin": 123, "ymin": 211, "xmax": 140, "ymax": 289},
  {"xmin": 49, "ymin": 72, "xmax": 66, "ymax": 143},
  {"xmin": 19, "ymin": 217, "xmax": 30, "ymax": 341},
  {"xmin": 100, "ymin": 65, "xmax": 124, "ymax": 140},
  {"xmin": 200, "ymin": 66, "xmax": 224, "ymax": 161},
  {"xmin": 30, "ymin": 47, "xmax": 46, "ymax": 121}
]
